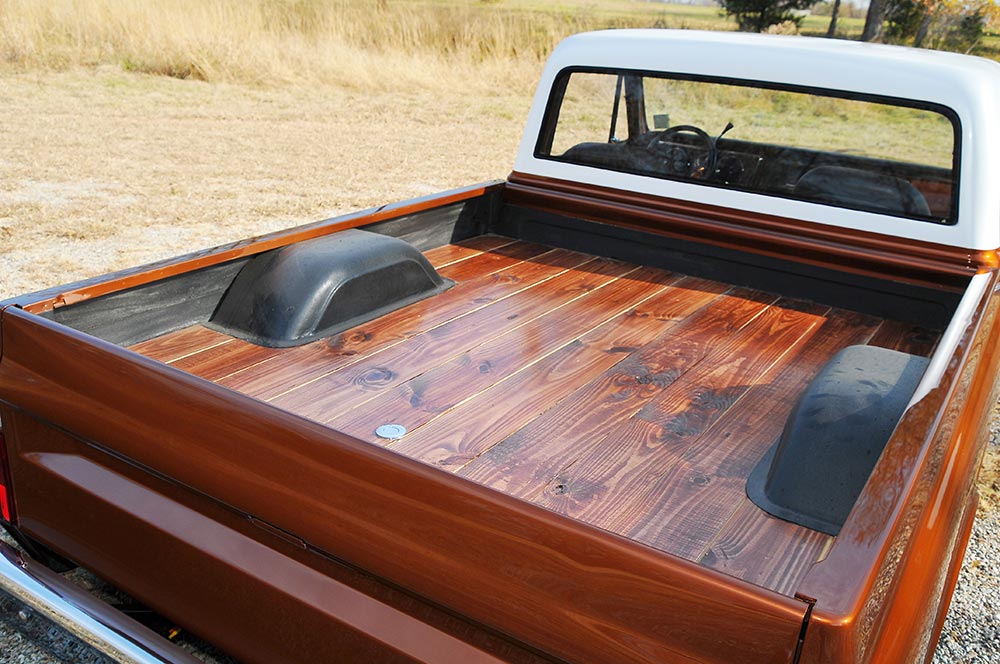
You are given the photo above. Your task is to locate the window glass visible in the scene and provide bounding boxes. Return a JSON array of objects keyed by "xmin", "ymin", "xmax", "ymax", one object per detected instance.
[
  {"xmin": 550, "ymin": 73, "xmax": 629, "ymax": 156},
  {"xmin": 539, "ymin": 70, "xmax": 958, "ymax": 223}
]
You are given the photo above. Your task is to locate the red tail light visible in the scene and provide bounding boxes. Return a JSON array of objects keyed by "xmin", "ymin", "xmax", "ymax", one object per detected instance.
[{"xmin": 0, "ymin": 427, "xmax": 13, "ymax": 523}]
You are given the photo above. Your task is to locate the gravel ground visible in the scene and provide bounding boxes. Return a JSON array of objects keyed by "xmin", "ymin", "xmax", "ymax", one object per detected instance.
[
  {"xmin": 934, "ymin": 509, "xmax": 1000, "ymax": 663},
  {"xmin": 0, "ymin": 626, "xmax": 51, "ymax": 664},
  {"xmin": 932, "ymin": 418, "xmax": 1000, "ymax": 664}
]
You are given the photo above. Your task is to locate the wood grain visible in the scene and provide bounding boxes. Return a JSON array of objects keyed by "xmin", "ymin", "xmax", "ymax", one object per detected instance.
[
  {"xmin": 529, "ymin": 298, "xmax": 831, "ymax": 532},
  {"xmin": 698, "ymin": 498, "xmax": 832, "ymax": 596},
  {"xmin": 456, "ymin": 288, "xmax": 779, "ymax": 497},
  {"xmin": 128, "ymin": 325, "xmax": 233, "ymax": 363},
  {"xmin": 621, "ymin": 310, "xmax": 881, "ymax": 558},
  {"xmin": 208, "ymin": 241, "xmax": 561, "ymax": 393},
  {"xmin": 2, "ymin": 301, "xmax": 812, "ymax": 664},
  {"xmin": 170, "ymin": 336, "xmax": 279, "ymax": 382},
  {"xmin": 145, "ymin": 240, "xmax": 552, "ymax": 385},
  {"xmin": 421, "ymin": 235, "xmax": 516, "ymax": 268},
  {"xmin": 868, "ymin": 318, "xmax": 941, "ymax": 357},
  {"xmin": 434, "ymin": 239, "xmax": 553, "ymax": 282},
  {"xmin": 328, "ymin": 266, "xmax": 680, "ymax": 441},
  {"xmin": 126, "ymin": 238, "xmax": 944, "ymax": 599},
  {"xmin": 274, "ymin": 256, "xmax": 632, "ymax": 424},
  {"xmin": 389, "ymin": 276, "xmax": 730, "ymax": 471}
]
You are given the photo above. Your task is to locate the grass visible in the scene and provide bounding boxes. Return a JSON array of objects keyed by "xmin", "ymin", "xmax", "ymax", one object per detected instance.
[
  {"xmin": 0, "ymin": 0, "xmax": 874, "ymax": 91},
  {"xmin": 0, "ymin": 0, "xmax": 724, "ymax": 90},
  {"xmin": 0, "ymin": 69, "xmax": 528, "ymax": 297}
]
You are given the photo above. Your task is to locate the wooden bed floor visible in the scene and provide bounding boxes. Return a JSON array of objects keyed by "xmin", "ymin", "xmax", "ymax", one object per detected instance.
[{"xmin": 130, "ymin": 235, "xmax": 941, "ymax": 597}]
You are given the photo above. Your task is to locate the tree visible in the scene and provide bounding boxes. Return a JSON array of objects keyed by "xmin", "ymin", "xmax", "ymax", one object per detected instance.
[
  {"xmin": 861, "ymin": 0, "xmax": 889, "ymax": 40},
  {"xmin": 881, "ymin": 0, "xmax": 1000, "ymax": 52},
  {"xmin": 719, "ymin": 0, "xmax": 816, "ymax": 32},
  {"xmin": 826, "ymin": 0, "xmax": 843, "ymax": 36},
  {"xmin": 883, "ymin": 0, "xmax": 926, "ymax": 42},
  {"xmin": 867, "ymin": 0, "xmax": 1000, "ymax": 47}
]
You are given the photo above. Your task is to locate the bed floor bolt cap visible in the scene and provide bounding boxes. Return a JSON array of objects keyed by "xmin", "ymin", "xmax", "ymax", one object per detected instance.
[{"xmin": 375, "ymin": 424, "xmax": 407, "ymax": 440}]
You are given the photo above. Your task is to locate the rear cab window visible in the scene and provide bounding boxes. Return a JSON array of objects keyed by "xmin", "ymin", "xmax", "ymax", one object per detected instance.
[{"xmin": 536, "ymin": 69, "xmax": 959, "ymax": 224}]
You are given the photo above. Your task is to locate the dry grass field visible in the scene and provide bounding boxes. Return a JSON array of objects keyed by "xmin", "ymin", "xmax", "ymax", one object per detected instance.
[
  {"xmin": 0, "ymin": 0, "xmax": 870, "ymax": 87},
  {"xmin": 0, "ymin": 68, "xmax": 528, "ymax": 297},
  {"xmin": 0, "ymin": 1, "xmax": 997, "ymax": 661}
]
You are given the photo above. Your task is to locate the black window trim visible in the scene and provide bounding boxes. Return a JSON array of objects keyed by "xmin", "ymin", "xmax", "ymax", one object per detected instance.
[{"xmin": 533, "ymin": 66, "xmax": 963, "ymax": 226}]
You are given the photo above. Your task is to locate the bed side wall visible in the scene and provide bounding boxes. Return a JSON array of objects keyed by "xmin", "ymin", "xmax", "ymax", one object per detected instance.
[{"xmin": 797, "ymin": 269, "xmax": 1000, "ymax": 664}]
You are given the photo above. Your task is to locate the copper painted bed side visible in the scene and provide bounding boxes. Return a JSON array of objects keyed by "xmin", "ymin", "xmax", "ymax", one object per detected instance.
[{"xmin": 796, "ymin": 268, "xmax": 1000, "ymax": 663}]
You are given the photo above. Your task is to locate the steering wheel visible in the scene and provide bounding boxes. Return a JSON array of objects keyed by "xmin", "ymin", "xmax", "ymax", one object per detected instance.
[{"xmin": 645, "ymin": 125, "xmax": 718, "ymax": 180}]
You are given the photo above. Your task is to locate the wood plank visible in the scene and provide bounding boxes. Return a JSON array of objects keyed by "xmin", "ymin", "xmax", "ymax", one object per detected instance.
[
  {"xmin": 273, "ymin": 256, "xmax": 635, "ymax": 424},
  {"xmin": 867, "ymin": 319, "xmax": 940, "ymax": 357},
  {"xmin": 213, "ymin": 242, "xmax": 564, "ymax": 395},
  {"xmin": 698, "ymin": 498, "xmax": 832, "ymax": 596},
  {"xmin": 128, "ymin": 325, "xmax": 233, "ymax": 363},
  {"xmin": 456, "ymin": 287, "xmax": 779, "ymax": 497},
  {"xmin": 2, "ymin": 304, "xmax": 812, "ymax": 664},
  {"xmin": 421, "ymin": 235, "xmax": 515, "ymax": 268},
  {"xmin": 529, "ymin": 298, "xmax": 832, "ymax": 533},
  {"xmin": 169, "ymin": 335, "xmax": 279, "ymax": 381},
  {"xmin": 435, "ymin": 240, "xmax": 553, "ymax": 282},
  {"xmin": 390, "ymin": 277, "xmax": 730, "ymax": 471},
  {"xmin": 328, "ymin": 265, "xmax": 681, "ymax": 441},
  {"xmin": 613, "ymin": 309, "xmax": 881, "ymax": 560}
]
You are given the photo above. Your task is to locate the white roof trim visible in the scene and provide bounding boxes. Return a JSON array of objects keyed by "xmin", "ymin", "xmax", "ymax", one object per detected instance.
[{"xmin": 514, "ymin": 30, "xmax": 1000, "ymax": 251}]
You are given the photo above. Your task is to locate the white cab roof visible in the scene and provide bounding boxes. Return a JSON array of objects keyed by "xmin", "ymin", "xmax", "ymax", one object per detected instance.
[{"xmin": 514, "ymin": 30, "xmax": 1000, "ymax": 251}]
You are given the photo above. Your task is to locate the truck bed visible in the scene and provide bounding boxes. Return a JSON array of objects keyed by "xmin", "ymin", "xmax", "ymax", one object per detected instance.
[{"xmin": 129, "ymin": 234, "xmax": 940, "ymax": 597}]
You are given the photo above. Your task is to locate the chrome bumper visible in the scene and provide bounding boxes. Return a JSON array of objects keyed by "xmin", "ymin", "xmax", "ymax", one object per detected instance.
[{"xmin": 0, "ymin": 540, "xmax": 201, "ymax": 664}]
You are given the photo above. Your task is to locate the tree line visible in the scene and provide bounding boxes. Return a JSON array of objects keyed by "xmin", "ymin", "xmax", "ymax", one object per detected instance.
[{"xmin": 721, "ymin": 0, "xmax": 999, "ymax": 53}]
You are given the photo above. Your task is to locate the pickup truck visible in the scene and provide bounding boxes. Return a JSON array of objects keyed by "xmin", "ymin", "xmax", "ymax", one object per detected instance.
[{"xmin": 0, "ymin": 29, "xmax": 997, "ymax": 664}]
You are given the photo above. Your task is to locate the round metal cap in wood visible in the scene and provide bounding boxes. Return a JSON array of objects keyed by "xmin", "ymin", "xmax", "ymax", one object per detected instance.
[{"xmin": 375, "ymin": 424, "xmax": 407, "ymax": 440}]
